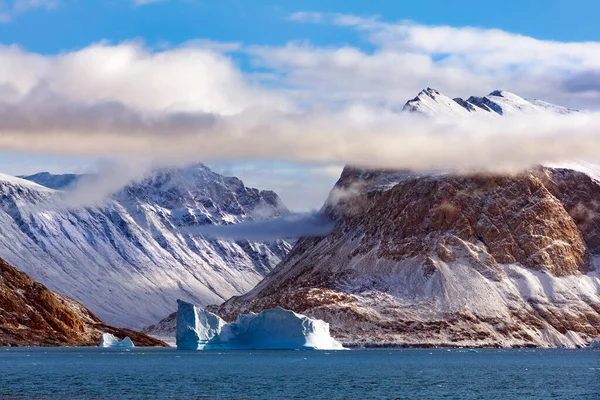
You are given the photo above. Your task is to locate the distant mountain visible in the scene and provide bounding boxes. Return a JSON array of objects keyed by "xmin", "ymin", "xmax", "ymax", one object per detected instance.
[
  {"xmin": 403, "ymin": 88, "xmax": 577, "ymax": 117},
  {"xmin": 0, "ymin": 164, "xmax": 292, "ymax": 329},
  {"xmin": 0, "ymin": 256, "xmax": 166, "ymax": 347},
  {"xmin": 203, "ymin": 90, "xmax": 600, "ymax": 348},
  {"xmin": 19, "ymin": 172, "xmax": 83, "ymax": 190}
]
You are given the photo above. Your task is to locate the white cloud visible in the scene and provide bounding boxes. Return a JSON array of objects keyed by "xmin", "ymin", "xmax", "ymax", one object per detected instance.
[
  {"xmin": 252, "ymin": 13, "xmax": 600, "ymax": 110},
  {"xmin": 0, "ymin": 42, "xmax": 290, "ymax": 115},
  {"xmin": 4, "ymin": 17, "xmax": 600, "ymax": 209},
  {"xmin": 0, "ymin": 0, "xmax": 58, "ymax": 22},
  {"xmin": 3, "ymin": 37, "xmax": 600, "ymax": 172},
  {"xmin": 287, "ymin": 11, "xmax": 323, "ymax": 24}
]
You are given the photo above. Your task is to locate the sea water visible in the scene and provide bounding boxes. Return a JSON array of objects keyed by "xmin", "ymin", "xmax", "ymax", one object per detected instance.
[{"xmin": 1, "ymin": 347, "xmax": 599, "ymax": 399}]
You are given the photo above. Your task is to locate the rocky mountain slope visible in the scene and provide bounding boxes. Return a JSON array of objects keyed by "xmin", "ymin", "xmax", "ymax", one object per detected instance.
[
  {"xmin": 206, "ymin": 89, "xmax": 600, "ymax": 348},
  {"xmin": 0, "ymin": 257, "xmax": 166, "ymax": 347},
  {"xmin": 217, "ymin": 166, "xmax": 600, "ymax": 348},
  {"xmin": 0, "ymin": 164, "xmax": 291, "ymax": 329}
]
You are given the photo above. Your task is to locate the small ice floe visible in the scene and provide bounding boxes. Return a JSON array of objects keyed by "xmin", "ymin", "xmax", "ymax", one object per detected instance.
[
  {"xmin": 175, "ymin": 300, "xmax": 345, "ymax": 350},
  {"xmin": 99, "ymin": 333, "xmax": 135, "ymax": 348}
]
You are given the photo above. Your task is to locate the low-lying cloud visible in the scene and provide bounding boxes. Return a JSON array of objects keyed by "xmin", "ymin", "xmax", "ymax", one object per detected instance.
[
  {"xmin": 182, "ymin": 212, "xmax": 336, "ymax": 241},
  {"xmin": 3, "ymin": 95, "xmax": 600, "ymax": 173}
]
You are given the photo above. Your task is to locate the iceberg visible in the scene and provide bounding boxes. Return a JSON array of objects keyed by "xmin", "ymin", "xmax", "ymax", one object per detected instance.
[
  {"xmin": 175, "ymin": 300, "xmax": 345, "ymax": 350},
  {"xmin": 99, "ymin": 333, "xmax": 135, "ymax": 348}
]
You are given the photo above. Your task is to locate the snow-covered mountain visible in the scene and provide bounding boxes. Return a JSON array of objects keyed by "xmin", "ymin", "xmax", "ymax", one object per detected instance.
[
  {"xmin": 403, "ymin": 88, "xmax": 577, "ymax": 117},
  {"xmin": 0, "ymin": 164, "xmax": 292, "ymax": 329},
  {"xmin": 202, "ymin": 89, "xmax": 600, "ymax": 348},
  {"xmin": 19, "ymin": 172, "xmax": 82, "ymax": 190}
]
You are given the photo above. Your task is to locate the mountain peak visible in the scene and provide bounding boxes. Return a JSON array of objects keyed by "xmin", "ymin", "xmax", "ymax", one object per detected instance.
[
  {"xmin": 403, "ymin": 88, "xmax": 474, "ymax": 116},
  {"xmin": 488, "ymin": 89, "xmax": 505, "ymax": 97},
  {"xmin": 403, "ymin": 88, "xmax": 576, "ymax": 117}
]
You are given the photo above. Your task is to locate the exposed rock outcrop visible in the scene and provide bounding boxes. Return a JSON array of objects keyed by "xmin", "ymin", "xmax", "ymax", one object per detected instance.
[{"xmin": 0, "ymin": 257, "xmax": 167, "ymax": 347}]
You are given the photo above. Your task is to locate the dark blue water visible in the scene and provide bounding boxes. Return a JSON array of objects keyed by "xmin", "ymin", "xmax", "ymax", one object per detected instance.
[{"xmin": 1, "ymin": 347, "xmax": 599, "ymax": 399}]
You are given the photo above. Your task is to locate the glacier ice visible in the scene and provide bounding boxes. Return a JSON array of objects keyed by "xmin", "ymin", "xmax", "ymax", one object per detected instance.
[
  {"xmin": 99, "ymin": 333, "xmax": 135, "ymax": 348},
  {"xmin": 176, "ymin": 300, "xmax": 227, "ymax": 350},
  {"xmin": 176, "ymin": 300, "xmax": 344, "ymax": 350},
  {"xmin": 590, "ymin": 336, "xmax": 600, "ymax": 348}
]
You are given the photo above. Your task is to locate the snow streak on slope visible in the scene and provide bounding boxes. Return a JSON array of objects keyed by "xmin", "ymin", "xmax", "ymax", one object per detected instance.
[{"xmin": 0, "ymin": 164, "xmax": 292, "ymax": 329}]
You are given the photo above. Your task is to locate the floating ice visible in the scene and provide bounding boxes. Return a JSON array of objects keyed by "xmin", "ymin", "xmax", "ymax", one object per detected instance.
[
  {"xmin": 99, "ymin": 333, "xmax": 135, "ymax": 348},
  {"xmin": 590, "ymin": 336, "xmax": 600, "ymax": 348},
  {"xmin": 176, "ymin": 300, "xmax": 345, "ymax": 350}
]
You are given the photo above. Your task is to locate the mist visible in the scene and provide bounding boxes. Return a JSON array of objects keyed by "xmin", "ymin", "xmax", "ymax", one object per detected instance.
[{"xmin": 181, "ymin": 212, "xmax": 336, "ymax": 241}]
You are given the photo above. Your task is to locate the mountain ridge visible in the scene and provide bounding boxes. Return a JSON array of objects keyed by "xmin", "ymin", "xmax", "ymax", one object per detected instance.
[
  {"xmin": 0, "ymin": 163, "xmax": 292, "ymax": 329},
  {"xmin": 403, "ymin": 88, "xmax": 577, "ymax": 117}
]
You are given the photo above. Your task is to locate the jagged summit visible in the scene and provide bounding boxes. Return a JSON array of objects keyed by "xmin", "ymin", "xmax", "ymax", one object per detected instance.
[
  {"xmin": 403, "ymin": 88, "xmax": 577, "ymax": 117},
  {"xmin": 403, "ymin": 88, "xmax": 478, "ymax": 116},
  {"xmin": 117, "ymin": 163, "xmax": 288, "ymax": 221}
]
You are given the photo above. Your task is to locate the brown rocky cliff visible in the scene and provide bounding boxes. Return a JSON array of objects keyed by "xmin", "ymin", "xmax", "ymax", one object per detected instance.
[
  {"xmin": 0, "ymin": 258, "xmax": 167, "ymax": 347},
  {"xmin": 217, "ymin": 167, "xmax": 600, "ymax": 347}
]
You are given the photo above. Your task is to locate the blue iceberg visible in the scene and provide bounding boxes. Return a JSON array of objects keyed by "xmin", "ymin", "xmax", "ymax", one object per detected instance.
[
  {"xmin": 176, "ymin": 300, "xmax": 345, "ymax": 350},
  {"xmin": 99, "ymin": 333, "xmax": 135, "ymax": 348}
]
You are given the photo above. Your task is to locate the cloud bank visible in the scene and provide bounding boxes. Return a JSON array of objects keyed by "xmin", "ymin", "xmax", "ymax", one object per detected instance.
[{"xmin": 3, "ymin": 16, "xmax": 600, "ymax": 209}]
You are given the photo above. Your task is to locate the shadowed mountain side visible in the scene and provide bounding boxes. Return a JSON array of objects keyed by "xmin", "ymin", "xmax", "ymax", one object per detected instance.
[{"xmin": 0, "ymin": 257, "xmax": 167, "ymax": 347}]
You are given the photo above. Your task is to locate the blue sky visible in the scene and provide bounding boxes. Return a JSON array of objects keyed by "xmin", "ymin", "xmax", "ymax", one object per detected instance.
[
  {"xmin": 2, "ymin": 0, "xmax": 600, "ymax": 209},
  {"xmin": 3, "ymin": 0, "xmax": 600, "ymax": 53}
]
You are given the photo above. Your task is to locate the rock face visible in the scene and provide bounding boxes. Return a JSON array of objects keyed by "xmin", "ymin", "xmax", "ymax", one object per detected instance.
[
  {"xmin": 0, "ymin": 164, "xmax": 291, "ymax": 329},
  {"xmin": 0, "ymin": 257, "xmax": 166, "ymax": 347},
  {"xmin": 217, "ymin": 166, "xmax": 600, "ymax": 348}
]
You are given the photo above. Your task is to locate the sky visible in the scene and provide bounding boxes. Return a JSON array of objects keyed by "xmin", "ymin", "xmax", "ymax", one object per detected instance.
[{"xmin": 2, "ymin": 0, "xmax": 600, "ymax": 209}]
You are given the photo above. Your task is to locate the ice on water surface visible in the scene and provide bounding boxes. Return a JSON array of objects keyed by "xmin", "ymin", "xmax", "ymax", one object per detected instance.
[
  {"xmin": 99, "ymin": 333, "xmax": 135, "ymax": 348},
  {"xmin": 176, "ymin": 300, "xmax": 344, "ymax": 350}
]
